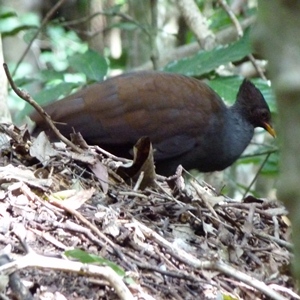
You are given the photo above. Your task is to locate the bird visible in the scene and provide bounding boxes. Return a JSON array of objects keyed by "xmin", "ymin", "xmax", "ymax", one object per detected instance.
[{"xmin": 31, "ymin": 71, "xmax": 275, "ymax": 176}]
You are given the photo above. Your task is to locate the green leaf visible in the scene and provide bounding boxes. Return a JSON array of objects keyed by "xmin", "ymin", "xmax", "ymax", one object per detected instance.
[
  {"xmin": 237, "ymin": 149, "xmax": 279, "ymax": 177},
  {"xmin": 68, "ymin": 49, "xmax": 108, "ymax": 82},
  {"xmin": 222, "ymin": 293, "xmax": 240, "ymax": 300},
  {"xmin": 209, "ymin": 8, "xmax": 233, "ymax": 31},
  {"xmin": 65, "ymin": 249, "xmax": 125, "ymax": 277},
  {"xmin": 104, "ymin": 4, "xmax": 123, "ymax": 14},
  {"xmin": 1, "ymin": 24, "xmax": 37, "ymax": 37},
  {"xmin": 14, "ymin": 77, "xmax": 36, "ymax": 87},
  {"xmin": 38, "ymin": 70, "xmax": 64, "ymax": 82},
  {"xmin": 23, "ymin": 28, "xmax": 38, "ymax": 44},
  {"xmin": 251, "ymin": 78, "xmax": 277, "ymax": 112},
  {"xmin": 163, "ymin": 29, "xmax": 252, "ymax": 76},
  {"xmin": 20, "ymin": 82, "xmax": 77, "ymax": 120},
  {"xmin": 261, "ymin": 152, "xmax": 279, "ymax": 176},
  {"xmin": 109, "ymin": 52, "xmax": 127, "ymax": 69},
  {"xmin": 237, "ymin": 155, "xmax": 262, "ymax": 165},
  {"xmin": 208, "ymin": 76, "xmax": 242, "ymax": 105},
  {"xmin": 0, "ymin": 11, "xmax": 17, "ymax": 19},
  {"xmin": 208, "ymin": 76, "xmax": 276, "ymax": 112},
  {"xmin": 109, "ymin": 22, "xmax": 139, "ymax": 31},
  {"xmin": 34, "ymin": 82, "xmax": 77, "ymax": 105}
]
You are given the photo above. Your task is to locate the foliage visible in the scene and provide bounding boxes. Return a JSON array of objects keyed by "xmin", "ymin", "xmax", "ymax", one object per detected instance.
[
  {"xmin": 65, "ymin": 249, "xmax": 125, "ymax": 277},
  {"xmin": 0, "ymin": 1, "xmax": 278, "ymax": 186},
  {"xmin": 164, "ymin": 29, "xmax": 252, "ymax": 77}
]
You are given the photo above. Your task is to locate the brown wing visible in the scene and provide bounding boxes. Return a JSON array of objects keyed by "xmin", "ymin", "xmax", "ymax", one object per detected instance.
[{"xmin": 31, "ymin": 71, "xmax": 226, "ymax": 159}]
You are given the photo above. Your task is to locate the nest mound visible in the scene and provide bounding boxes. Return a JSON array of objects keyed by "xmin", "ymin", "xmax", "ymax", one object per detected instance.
[{"xmin": 0, "ymin": 124, "xmax": 296, "ymax": 300}]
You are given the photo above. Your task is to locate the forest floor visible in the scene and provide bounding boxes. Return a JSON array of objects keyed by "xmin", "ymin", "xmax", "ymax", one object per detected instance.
[{"xmin": 0, "ymin": 123, "xmax": 298, "ymax": 300}]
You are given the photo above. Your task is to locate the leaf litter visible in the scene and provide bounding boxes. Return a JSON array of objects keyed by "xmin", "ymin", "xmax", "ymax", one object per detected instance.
[{"xmin": 0, "ymin": 123, "xmax": 297, "ymax": 300}]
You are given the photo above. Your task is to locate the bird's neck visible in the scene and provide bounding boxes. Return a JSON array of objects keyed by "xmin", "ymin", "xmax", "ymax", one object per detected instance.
[{"xmin": 221, "ymin": 106, "xmax": 255, "ymax": 164}]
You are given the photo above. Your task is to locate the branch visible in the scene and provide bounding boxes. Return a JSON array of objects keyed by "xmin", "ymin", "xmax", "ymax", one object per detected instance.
[
  {"xmin": 0, "ymin": 253, "xmax": 133, "ymax": 300},
  {"xmin": 3, "ymin": 63, "xmax": 83, "ymax": 154},
  {"xmin": 135, "ymin": 16, "xmax": 256, "ymax": 71},
  {"xmin": 176, "ymin": 0, "xmax": 216, "ymax": 50},
  {"xmin": 218, "ymin": 0, "xmax": 266, "ymax": 79},
  {"xmin": 13, "ymin": 0, "xmax": 68, "ymax": 76}
]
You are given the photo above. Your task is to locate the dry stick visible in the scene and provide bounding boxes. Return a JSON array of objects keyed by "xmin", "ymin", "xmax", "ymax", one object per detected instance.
[
  {"xmin": 133, "ymin": 171, "xmax": 144, "ymax": 191},
  {"xmin": 218, "ymin": 0, "xmax": 266, "ymax": 80},
  {"xmin": 136, "ymin": 261, "xmax": 206, "ymax": 283},
  {"xmin": 13, "ymin": 0, "xmax": 68, "ymax": 76},
  {"xmin": 0, "ymin": 253, "xmax": 134, "ymax": 300},
  {"xmin": 273, "ymin": 215, "xmax": 280, "ymax": 240},
  {"xmin": 214, "ymin": 260, "xmax": 288, "ymax": 300},
  {"xmin": 190, "ymin": 180, "xmax": 220, "ymax": 220},
  {"xmin": 54, "ymin": 220, "xmax": 108, "ymax": 250},
  {"xmin": 254, "ymin": 230, "xmax": 293, "ymax": 251},
  {"xmin": 240, "ymin": 203, "xmax": 256, "ymax": 247},
  {"xmin": 3, "ymin": 63, "xmax": 83, "ymax": 154},
  {"xmin": 219, "ymin": 0, "xmax": 243, "ymax": 37},
  {"xmin": 242, "ymin": 152, "xmax": 271, "ymax": 199},
  {"xmin": 242, "ymin": 148, "xmax": 277, "ymax": 159},
  {"xmin": 49, "ymin": 198, "xmax": 134, "ymax": 270},
  {"xmin": 137, "ymin": 16, "xmax": 255, "ymax": 71},
  {"xmin": 137, "ymin": 221, "xmax": 288, "ymax": 300},
  {"xmin": 177, "ymin": 0, "xmax": 216, "ymax": 50},
  {"xmin": 248, "ymin": 54, "xmax": 267, "ymax": 80},
  {"xmin": 94, "ymin": 145, "xmax": 131, "ymax": 163},
  {"xmin": 150, "ymin": 0, "xmax": 159, "ymax": 70}
]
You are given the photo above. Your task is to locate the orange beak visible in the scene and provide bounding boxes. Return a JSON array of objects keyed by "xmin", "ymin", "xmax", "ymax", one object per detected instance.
[{"xmin": 263, "ymin": 122, "xmax": 276, "ymax": 138}]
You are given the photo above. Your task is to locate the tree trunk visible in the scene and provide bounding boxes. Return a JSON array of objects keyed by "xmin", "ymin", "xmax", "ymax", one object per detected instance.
[
  {"xmin": 254, "ymin": 0, "xmax": 300, "ymax": 283},
  {"xmin": 0, "ymin": 35, "xmax": 11, "ymax": 123}
]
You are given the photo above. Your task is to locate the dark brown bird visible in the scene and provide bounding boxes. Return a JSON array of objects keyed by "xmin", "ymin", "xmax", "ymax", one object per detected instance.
[{"xmin": 31, "ymin": 71, "xmax": 275, "ymax": 175}]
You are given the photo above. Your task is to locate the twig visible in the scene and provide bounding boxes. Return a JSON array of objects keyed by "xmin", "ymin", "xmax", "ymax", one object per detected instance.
[
  {"xmin": 137, "ymin": 220, "xmax": 211, "ymax": 268},
  {"xmin": 218, "ymin": 0, "xmax": 266, "ymax": 79},
  {"xmin": 137, "ymin": 220, "xmax": 287, "ymax": 300},
  {"xmin": 248, "ymin": 54, "xmax": 267, "ymax": 80},
  {"xmin": 214, "ymin": 260, "xmax": 287, "ymax": 300},
  {"xmin": 253, "ymin": 230, "xmax": 293, "ymax": 250},
  {"xmin": 241, "ymin": 147, "xmax": 278, "ymax": 159},
  {"xmin": 134, "ymin": 260, "xmax": 207, "ymax": 284},
  {"xmin": 176, "ymin": 0, "xmax": 216, "ymax": 50},
  {"xmin": 219, "ymin": 0, "xmax": 243, "ymax": 37},
  {"xmin": 3, "ymin": 63, "xmax": 83, "ymax": 154},
  {"xmin": 136, "ymin": 16, "xmax": 255, "ymax": 71},
  {"xmin": 133, "ymin": 171, "xmax": 144, "ymax": 191},
  {"xmin": 13, "ymin": 0, "xmax": 68, "ymax": 76},
  {"xmin": 0, "ymin": 252, "xmax": 134, "ymax": 300},
  {"xmin": 150, "ymin": 0, "xmax": 159, "ymax": 69},
  {"xmin": 48, "ymin": 197, "xmax": 134, "ymax": 270},
  {"xmin": 242, "ymin": 152, "xmax": 271, "ymax": 199},
  {"xmin": 94, "ymin": 145, "xmax": 131, "ymax": 163},
  {"xmin": 240, "ymin": 203, "xmax": 255, "ymax": 247},
  {"xmin": 53, "ymin": 220, "xmax": 109, "ymax": 251}
]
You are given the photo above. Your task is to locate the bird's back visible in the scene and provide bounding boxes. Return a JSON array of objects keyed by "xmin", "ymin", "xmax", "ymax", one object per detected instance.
[{"xmin": 31, "ymin": 71, "xmax": 227, "ymax": 161}]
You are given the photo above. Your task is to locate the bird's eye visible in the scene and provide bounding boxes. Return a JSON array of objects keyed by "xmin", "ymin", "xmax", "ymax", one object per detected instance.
[{"xmin": 261, "ymin": 110, "xmax": 269, "ymax": 120}]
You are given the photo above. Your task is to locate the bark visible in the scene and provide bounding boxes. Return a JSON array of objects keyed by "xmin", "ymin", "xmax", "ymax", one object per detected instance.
[
  {"xmin": 89, "ymin": 0, "xmax": 106, "ymax": 53},
  {"xmin": 0, "ymin": 36, "xmax": 11, "ymax": 123},
  {"xmin": 254, "ymin": 0, "xmax": 300, "ymax": 282},
  {"xmin": 176, "ymin": 0, "xmax": 216, "ymax": 50}
]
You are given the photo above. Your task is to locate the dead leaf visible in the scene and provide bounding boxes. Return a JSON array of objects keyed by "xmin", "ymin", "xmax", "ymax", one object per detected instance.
[
  {"xmin": 166, "ymin": 165, "xmax": 185, "ymax": 192},
  {"xmin": 49, "ymin": 188, "xmax": 95, "ymax": 210},
  {"xmin": 0, "ymin": 164, "xmax": 51, "ymax": 190},
  {"xmin": 30, "ymin": 132, "xmax": 57, "ymax": 166},
  {"xmin": 101, "ymin": 209, "xmax": 120, "ymax": 237},
  {"xmin": 228, "ymin": 245, "xmax": 244, "ymax": 263},
  {"xmin": 70, "ymin": 131, "xmax": 89, "ymax": 149},
  {"xmin": 90, "ymin": 160, "xmax": 108, "ymax": 194},
  {"xmin": 202, "ymin": 220, "xmax": 217, "ymax": 236},
  {"xmin": 0, "ymin": 202, "xmax": 11, "ymax": 234},
  {"xmin": 117, "ymin": 137, "xmax": 156, "ymax": 189}
]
